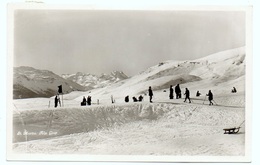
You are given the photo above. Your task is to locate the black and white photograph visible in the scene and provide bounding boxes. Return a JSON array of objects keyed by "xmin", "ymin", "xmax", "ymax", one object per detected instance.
[{"xmin": 6, "ymin": 3, "xmax": 252, "ymax": 162}]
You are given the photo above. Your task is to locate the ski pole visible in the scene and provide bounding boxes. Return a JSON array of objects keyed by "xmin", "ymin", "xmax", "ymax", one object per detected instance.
[
  {"xmin": 203, "ymin": 95, "xmax": 207, "ymax": 104},
  {"xmin": 212, "ymin": 99, "xmax": 218, "ymax": 105}
]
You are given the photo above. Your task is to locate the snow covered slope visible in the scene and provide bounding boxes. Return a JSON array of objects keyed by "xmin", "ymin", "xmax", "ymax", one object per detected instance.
[
  {"xmin": 12, "ymin": 47, "xmax": 247, "ymax": 156},
  {"xmin": 61, "ymin": 71, "xmax": 128, "ymax": 88},
  {"xmin": 13, "ymin": 66, "xmax": 86, "ymax": 99},
  {"xmin": 65, "ymin": 47, "xmax": 245, "ymax": 103}
]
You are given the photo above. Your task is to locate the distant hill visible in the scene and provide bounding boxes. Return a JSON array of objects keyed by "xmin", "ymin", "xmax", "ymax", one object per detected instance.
[
  {"xmin": 64, "ymin": 47, "xmax": 246, "ymax": 102},
  {"xmin": 13, "ymin": 66, "xmax": 87, "ymax": 99}
]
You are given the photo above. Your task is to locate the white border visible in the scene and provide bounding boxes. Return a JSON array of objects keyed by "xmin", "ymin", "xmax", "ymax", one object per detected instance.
[{"xmin": 6, "ymin": 3, "xmax": 252, "ymax": 163}]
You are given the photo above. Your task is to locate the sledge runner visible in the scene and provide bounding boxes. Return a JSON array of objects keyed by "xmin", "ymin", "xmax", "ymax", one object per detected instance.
[
  {"xmin": 184, "ymin": 88, "xmax": 191, "ymax": 103},
  {"xmin": 148, "ymin": 86, "xmax": 153, "ymax": 103},
  {"xmin": 169, "ymin": 85, "xmax": 174, "ymax": 99},
  {"xmin": 206, "ymin": 90, "xmax": 214, "ymax": 105}
]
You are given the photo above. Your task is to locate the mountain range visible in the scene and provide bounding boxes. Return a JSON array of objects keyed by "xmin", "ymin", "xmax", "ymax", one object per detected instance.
[
  {"xmin": 13, "ymin": 47, "xmax": 245, "ymax": 100},
  {"xmin": 13, "ymin": 67, "xmax": 128, "ymax": 99},
  {"xmin": 66, "ymin": 46, "xmax": 245, "ymax": 102},
  {"xmin": 61, "ymin": 71, "xmax": 128, "ymax": 88}
]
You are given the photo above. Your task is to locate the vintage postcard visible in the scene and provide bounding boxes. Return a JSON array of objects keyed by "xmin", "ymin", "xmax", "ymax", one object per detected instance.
[{"xmin": 7, "ymin": 3, "xmax": 252, "ymax": 162}]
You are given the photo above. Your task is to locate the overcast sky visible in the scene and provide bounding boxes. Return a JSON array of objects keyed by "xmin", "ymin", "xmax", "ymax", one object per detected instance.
[{"xmin": 14, "ymin": 10, "xmax": 245, "ymax": 76}]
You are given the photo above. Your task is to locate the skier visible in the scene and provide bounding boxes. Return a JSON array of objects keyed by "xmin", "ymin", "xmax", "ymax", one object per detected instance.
[
  {"xmin": 175, "ymin": 84, "xmax": 181, "ymax": 99},
  {"xmin": 81, "ymin": 96, "xmax": 86, "ymax": 106},
  {"xmin": 125, "ymin": 95, "xmax": 129, "ymax": 103},
  {"xmin": 184, "ymin": 88, "xmax": 191, "ymax": 103},
  {"xmin": 138, "ymin": 95, "xmax": 143, "ymax": 102},
  {"xmin": 206, "ymin": 90, "xmax": 214, "ymax": 105},
  {"xmin": 148, "ymin": 86, "xmax": 153, "ymax": 103},
  {"xmin": 169, "ymin": 85, "xmax": 174, "ymax": 99}
]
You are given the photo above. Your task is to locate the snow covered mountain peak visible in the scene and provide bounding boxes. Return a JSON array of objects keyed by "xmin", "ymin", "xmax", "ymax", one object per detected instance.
[
  {"xmin": 69, "ymin": 46, "xmax": 246, "ymax": 102},
  {"xmin": 13, "ymin": 66, "xmax": 86, "ymax": 99},
  {"xmin": 61, "ymin": 71, "xmax": 129, "ymax": 89}
]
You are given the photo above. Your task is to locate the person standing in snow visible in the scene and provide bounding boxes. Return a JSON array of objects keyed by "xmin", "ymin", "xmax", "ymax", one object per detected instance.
[
  {"xmin": 206, "ymin": 90, "xmax": 214, "ymax": 105},
  {"xmin": 54, "ymin": 95, "xmax": 58, "ymax": 108},
  {"xmin": 175, "ymin": 84, "xmax": 181, "ymax": 99},
  {"xmin": 148, "ymin": 86, "xmax": 153, "ymax": 103},
  {"xmin": 125, "ymin": 95, "xmax": 129, "ymax": 102},
  {"xmin": 87, "ymin": 96, "xmax": 92, "ymax": 105},
  {"xmin": 184, "ymin": 88, "xmax": 191, "ymax": 103},
  {"xmin": 169, "ymin": 85, "xmax": 174, "ymax": 99}
]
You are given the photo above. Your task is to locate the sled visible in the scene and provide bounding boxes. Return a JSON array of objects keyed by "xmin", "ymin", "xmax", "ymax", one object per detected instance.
[{"xmin": 223, "ymin": 127, "xmax": 240, "ymax": 134}]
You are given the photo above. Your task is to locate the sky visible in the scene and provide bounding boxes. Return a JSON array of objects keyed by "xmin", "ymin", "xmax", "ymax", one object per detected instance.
[{"xmin": 14, "ymin": 9, "xmax": 245, "ymax": 76}]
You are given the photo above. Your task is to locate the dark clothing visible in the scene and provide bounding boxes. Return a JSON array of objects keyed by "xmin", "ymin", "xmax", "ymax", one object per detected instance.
[
  {"xmin": 196, "ymin": 91, "xmax": 201, "ymax": 97},
  {"xmin": 133, "ymin": 97, "xmax": 138, "ymax": 102},
  {"xmin": 148, "ymin": 87, "xmax": 153, "ymax": 102},
  {"xmin": 138, "ymin": 95, "xmax": 143, "ymax": 102},
  {"xmin": 184, "ymin": 89, "xmax": 191, "ymax": 103},
  {"xmin": 175, "ymin": 84, "xmax": 181, "ymax": 99},
  {"xmin": 207, "ymin": 91, "xmax": 214, "ymax": 105},
  {"xmin": 169, "ymin": 87, "xmax": 174, "ymax": 99},
  {"xmin": 87, "ymin": 96, "xmax": 92, "ymax": 105},
  {"xmin": 208, "ymin": 92, "xmax": 213, "ymax": 101},
  {"xmin": 125, "ymin": 96, "xmax": 129, "ymax": 102},
  {"xmin": 81, "ymin": 97, "xmax": 86, "ymax": 106},
  {"xmin": 148, "ymin": 88, "xmax": 153, "ymax": 96},
  {"xmin": 185, "ymin": 89, "xmax": 190, "ymax": 98},
  {"xmin": 232, "ymin": 87, "xmax": 237, "ymax": 93},
  {"xmin": 54, "ymin": 96, "xmax": 58, "ymax": 108}
]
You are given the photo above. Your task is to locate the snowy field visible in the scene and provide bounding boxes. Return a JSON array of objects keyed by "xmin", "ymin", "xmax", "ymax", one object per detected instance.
[
  {"xmin": 12, "ymin": 92, "xmax": 245, "ymax": 156},
  {"xmin": 11, "ymin": 47, "xmax": 246, "ymax": 156}
]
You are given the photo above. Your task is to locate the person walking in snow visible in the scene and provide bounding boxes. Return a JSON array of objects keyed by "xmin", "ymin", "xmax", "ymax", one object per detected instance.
[
  {"xmin": 148, "ymin": 86, "xmax": 153, "ymax": 103},
  {"xmin": 184, "ymin": 88, "xmax": 191, "ymax": 103},
  {"xmin": 206, "ymin": 90, "xmax": 214, "ymax": 105},
  {"xmin": 175, "ymin": 84, "xmax": 181, "ymax": 99},
  {"xmin": 169, "ymin": 85, "xmax": 174, "ymax": 99}
]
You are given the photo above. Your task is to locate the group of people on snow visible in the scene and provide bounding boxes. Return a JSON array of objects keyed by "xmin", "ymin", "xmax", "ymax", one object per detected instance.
[
  {"xmin": 81, "ymin": 96, "xmax": 92, "ymax": 106},
  {"xmin": 55, "ymin": 83, "xmax": 237, "ymax": 107},
  {"xmin": 125, "ymin": 95, "xmax": 144, "ymax": 103},
  {"xmin": 148, "ymin": 84, "xmax": 215, "ymax": 106}
]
